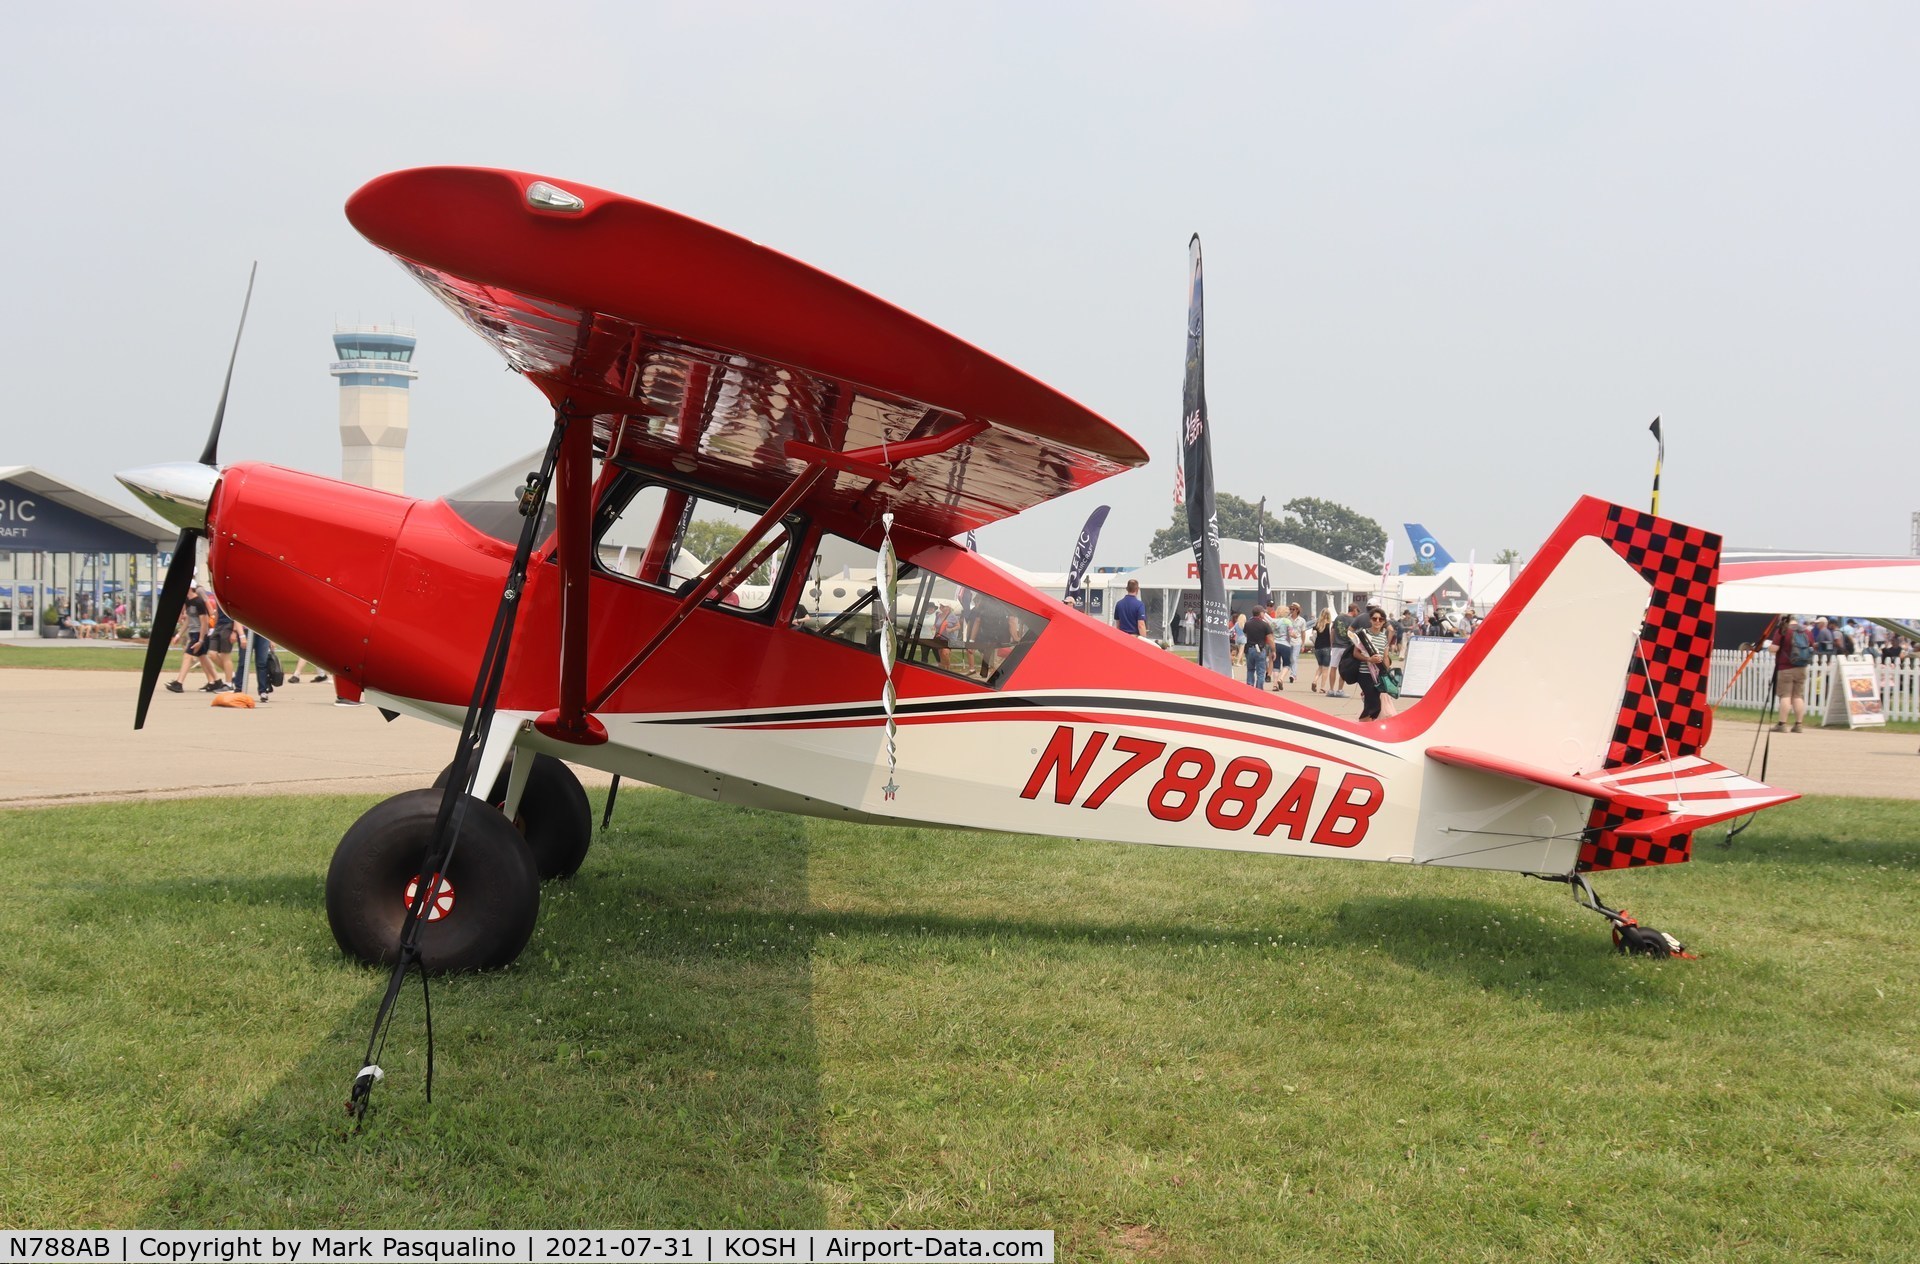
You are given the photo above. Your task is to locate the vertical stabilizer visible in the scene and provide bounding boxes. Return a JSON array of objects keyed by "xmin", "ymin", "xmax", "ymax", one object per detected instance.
[{"xmin": 1404, "ymin": 523, "xmax": 1456, "ymax": 569}]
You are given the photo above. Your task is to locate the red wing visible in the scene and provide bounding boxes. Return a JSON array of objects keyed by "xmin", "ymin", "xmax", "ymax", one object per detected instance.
[{"xmin": 346, "ymin": 167, "xmax": 1147, "ymax": 542}]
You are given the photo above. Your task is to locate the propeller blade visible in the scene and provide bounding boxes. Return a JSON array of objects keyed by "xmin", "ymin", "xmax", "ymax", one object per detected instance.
[
  {"xmin": 135, "ymin": 533, "xmax": 199, "ymax": 730},
  {"xmin": 198, "ymin": 261, "xmax": 258, "ymax": 467}
]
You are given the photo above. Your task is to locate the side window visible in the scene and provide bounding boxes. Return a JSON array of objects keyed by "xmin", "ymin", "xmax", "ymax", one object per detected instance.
[
  {"xmin": 594, "ymin": 475, "xmax": 792, "ymax": 614},
  {"xmin": 797, "ymin": 535, "xmax": 1048, "ymax": 687}
]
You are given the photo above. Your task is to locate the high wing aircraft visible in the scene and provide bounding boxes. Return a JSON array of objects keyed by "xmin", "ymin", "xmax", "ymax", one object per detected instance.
[
  {"xmin": 1400, "ymin": 523, "xmax": 1456, "ymax": 572},
  {"xmin": 120, "ymin": 167, "xmax": 1797, "ymax": 1011}
]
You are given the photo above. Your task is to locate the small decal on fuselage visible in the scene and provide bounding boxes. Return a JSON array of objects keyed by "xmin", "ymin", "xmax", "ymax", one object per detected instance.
[{"xmin": 1018, "ymin": 725, "xmax": 1383, "ymax": 846}]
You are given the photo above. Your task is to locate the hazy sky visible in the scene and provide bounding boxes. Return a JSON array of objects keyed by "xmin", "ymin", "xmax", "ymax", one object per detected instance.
[{"xmin": 5, "ymin": 2, "xmax": 1915, "ymax": 570}]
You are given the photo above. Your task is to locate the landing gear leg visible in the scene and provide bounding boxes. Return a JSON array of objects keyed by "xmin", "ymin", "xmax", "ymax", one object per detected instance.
[
  {"xmin": 434, "ymin": 752, "xmax": 592, "ymax": 880},
  {"xmin": 347, "ymin": 423, "xmax": 569, "ymax": 1125},
  {"xmin": 1543, "ymin": 872, "xmax": 1696, "ymax": 959}
]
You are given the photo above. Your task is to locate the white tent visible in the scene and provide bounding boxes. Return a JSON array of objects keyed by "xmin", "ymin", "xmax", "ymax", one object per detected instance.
[
  {"xmin": 1391, "ymin": 561, "xmax": 1516, "ymax": 615},
  {"xmin": 1126, "ymin": 540, "xmax": 1375, "ymax": 638}
]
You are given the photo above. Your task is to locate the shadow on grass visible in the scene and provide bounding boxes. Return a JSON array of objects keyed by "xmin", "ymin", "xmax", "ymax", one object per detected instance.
[
  {"xmin": 139, "ymin": 800, "xmax": 827, "ymax": 1229},
  {"xmin": 1319, "ymin": 893, "xmax": 1660, "ymax": 1010}
]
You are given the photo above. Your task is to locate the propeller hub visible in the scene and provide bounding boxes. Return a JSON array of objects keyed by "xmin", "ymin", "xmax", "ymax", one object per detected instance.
[{"xmin": 117, "ymin": 462, "xmax": 218, "ymax": 532}]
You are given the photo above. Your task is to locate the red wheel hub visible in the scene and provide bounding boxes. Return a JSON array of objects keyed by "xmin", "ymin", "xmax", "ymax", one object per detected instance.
[{"xmin": 404, "ymin": 872, "xmax": 456, "ymax": 921}]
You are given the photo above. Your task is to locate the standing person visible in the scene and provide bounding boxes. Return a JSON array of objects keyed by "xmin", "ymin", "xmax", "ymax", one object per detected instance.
[
  {"xmin": 1243, "ymin": 604, "xmax": 1272, "ymax": 692},
  {"xmin": 1265, "ymin": 603, "xmax": 1292, "ymax": 689},
  {"xmin": 1311, "ymin": 608, "xmax": 1334, "ymax": 693},
  {"xmin": 165, "ymin": 582, "xmax": 223, "ymax": 693},
  {"xmin": 1328, "ymin": 603, "xmax": 1360, "ymax": 699},
  {"xmin": 1113, "ymin": 579, "xmax": 1149, "ymax": 640},
  {"xmin": 931, "ymin": 600, "xmax": 961, "ymax": 671},
  {"xmin": 1349, "ymin": 605, "xmax": 1398, "ymax": 721},
  {"xmin": 1285, "ymin": 603, "xmax": 1307, "ymax": 686},
  {"xmin": 286, "ymin": 656, "xmax": 328, "ymax": 685},
  {"xmin": 1180, "ymin": 608, "xmax": 1197, "ymax": 647},
  {"xmin": 1228, "ymin": 612, "xmax": 1245, "ymax": 666},
  {"xmin": 204, "ymin": 589, "xmax": 237, "ymax": 690},
  {"xmin": 1770, "ymin": 617, "xmax": 1812, "ymax": 733},
  {"xmin": 232, "ymin": 623, "xmax": 275, "ymax": 700}
]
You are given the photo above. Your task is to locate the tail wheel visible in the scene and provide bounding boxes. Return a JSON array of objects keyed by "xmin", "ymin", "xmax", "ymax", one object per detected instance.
[
  {"xmin": 326, "ymin": 788, "xmax": 539, "ymax": 972},
  {"xmin": 434, "ymin": 754, "xmax": 593, "ymax": 880}
]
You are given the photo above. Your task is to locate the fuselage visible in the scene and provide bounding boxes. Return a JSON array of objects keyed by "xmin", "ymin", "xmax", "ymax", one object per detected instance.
[
  {"xmin": 204, "ymin": 462, "xmax": 1608, "ymax": 877},
  {"xmin": 210, "ymin": 461, "xmax": 1689, "ymax": 875}
]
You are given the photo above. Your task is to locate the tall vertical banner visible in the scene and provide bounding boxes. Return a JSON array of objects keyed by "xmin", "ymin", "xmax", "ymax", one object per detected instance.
[
  {"xmin": 1183, "ymin": 235, "xmax": 1231, "ymax": 674},
  {"xmin": 1255, "ymin": 496, "xmax": 1272, "ymax": 610},
  {"xmin": 1064, "ymin": 505, "xmax": 1110, "ymax": 607}
]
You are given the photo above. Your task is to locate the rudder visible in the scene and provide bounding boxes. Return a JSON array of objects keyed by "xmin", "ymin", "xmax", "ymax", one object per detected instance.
[{"xmin": 1578, "ymin": 505, "xmax": 1722, "ymax": 871}]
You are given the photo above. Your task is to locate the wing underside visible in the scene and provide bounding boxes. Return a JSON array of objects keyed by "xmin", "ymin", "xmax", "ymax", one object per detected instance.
[{"xmin": 348, "ymin": 167, "xmax": 1148, "ymax": 542}]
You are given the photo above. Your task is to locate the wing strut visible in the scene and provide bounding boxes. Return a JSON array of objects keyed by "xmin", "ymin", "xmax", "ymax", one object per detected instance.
[
  {"xmin": 533, "ymin": 410, "xmax": 606, "ymax": 745},
  {"xmin": 349, "ymin": 415, "xmax": 570, "ymax": 1125},
  {"xmin": 784, "ymin": 417, "xmax": 988, "ymax": 485},
  {"xmin": 587, "ymin": 463, "xmax": 829, "ymax": 711}
]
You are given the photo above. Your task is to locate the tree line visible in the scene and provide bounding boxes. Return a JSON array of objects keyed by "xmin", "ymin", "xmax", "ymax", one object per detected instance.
[{"xmin": 1148, "ymin": 494, "xmax": 1388, "ymax": 573}]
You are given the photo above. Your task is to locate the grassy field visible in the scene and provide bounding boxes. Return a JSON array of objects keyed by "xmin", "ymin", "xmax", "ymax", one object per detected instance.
[
  {"xmin": 2, "ymin": 791, "xmax": 1916, "ymax": 1259},
  {"xmin": 1715, "ymin": 703, "xmax": 1920, "ymax": 735},
  {"xmin": 0, "ymin": 643, "xmax": 177, "ymax": 672}
]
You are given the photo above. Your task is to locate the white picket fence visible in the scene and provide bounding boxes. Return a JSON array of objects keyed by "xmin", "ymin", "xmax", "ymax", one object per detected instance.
[{"xmin": 1708, "ymin": 650, "xmax": 1920, "ymax": 723}]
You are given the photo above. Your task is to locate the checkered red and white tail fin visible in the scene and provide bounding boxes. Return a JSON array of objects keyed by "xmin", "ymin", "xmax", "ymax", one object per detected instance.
[
  {"xmin": 1577, "ymin": 504, "xmax": 1726, "ymax": 870},
  {"xmin": 1408, "ymin": 498, "xmax": 1796, "ymax": 874}
]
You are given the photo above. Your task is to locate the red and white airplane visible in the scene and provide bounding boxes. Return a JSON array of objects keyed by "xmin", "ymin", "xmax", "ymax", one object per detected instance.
[{"xmin": 120, "ymin": 167, "xmax": 1797, "ymax": 983}]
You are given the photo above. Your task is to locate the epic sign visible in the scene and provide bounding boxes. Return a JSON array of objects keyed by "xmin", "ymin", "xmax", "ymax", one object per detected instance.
[
  {"xmin": 0, "ymin": 480, "xmax": 163, "ymax": 552},
  {"xmin": 0, "ymin": 497, "xmax": 35, "ymax": 540}
]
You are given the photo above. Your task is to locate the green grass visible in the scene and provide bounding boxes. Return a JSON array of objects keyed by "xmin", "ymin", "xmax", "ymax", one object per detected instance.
[
  {"xmin": 1715, "ymin": 703, "xmax": 1920, "ymax": 735},
  {"xmin": 0, "ymin": 643, "xmax": 176, "ymax": 671},
  {"xmin": 2, "ymin": 792, "xmax": 1917, "ymax": 1259}
]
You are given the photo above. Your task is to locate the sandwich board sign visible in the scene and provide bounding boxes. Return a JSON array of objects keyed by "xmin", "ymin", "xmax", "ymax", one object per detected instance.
[
  {"xmin": 1399, "ymin": 634, "xmax": 1468, "ymax": 699},
  {"xmin": 1822, "ymin": 657, "xmax": 1886, "ymax": 729}
]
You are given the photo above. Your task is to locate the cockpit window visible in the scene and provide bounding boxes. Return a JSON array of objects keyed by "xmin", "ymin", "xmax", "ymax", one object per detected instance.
[
  {"xmin": 795, "ymin": 535, "xmax": 1047, "ymax": 687},
  {"xmin": 592, "ymin": 472, "xmax": 795, "ymax": 615},
  {"xmin": 446, "ymin": 498, "xmax": 556, "ymax": 549}
]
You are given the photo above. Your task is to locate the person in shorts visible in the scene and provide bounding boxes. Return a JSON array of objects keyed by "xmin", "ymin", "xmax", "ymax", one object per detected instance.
[
  {"xmin": 166, "ymin": 582, "xmax": 223, "ymax": 693},
  {"xmin": 204, "ymin": 589, "xmax": 238, "ymax": 690},
  {"xmin": 1771, "ymin": 616, "xmax": 1812, "ymax": 732}
]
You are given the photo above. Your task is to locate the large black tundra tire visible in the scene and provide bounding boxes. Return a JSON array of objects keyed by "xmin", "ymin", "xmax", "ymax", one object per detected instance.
[
  {"xmin": 434, "ymin": 754, "xmax": 593, "ymax": 880},
  {"xmin": 326, "ymin": 788, "xmax": 540, "ymax": 972}
]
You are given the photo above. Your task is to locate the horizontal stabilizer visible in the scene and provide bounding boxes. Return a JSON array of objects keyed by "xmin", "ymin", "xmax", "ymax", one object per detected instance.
[
  {"xmin": 1586, "ymin": 756, "xmax": 1799, "ymax": 837},
  {"xmin": 1425, "ymin": 745, "xmax": 1664, "ymax": 812},
  {"xmin": 1425, "ymin": 746, "xmax": 1797, "ymax": 840}
]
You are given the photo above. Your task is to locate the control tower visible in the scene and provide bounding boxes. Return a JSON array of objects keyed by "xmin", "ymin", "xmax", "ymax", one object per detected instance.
[{"xmin": 332, "ymin": 326, "xmax": 418, "ymax": 493}]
